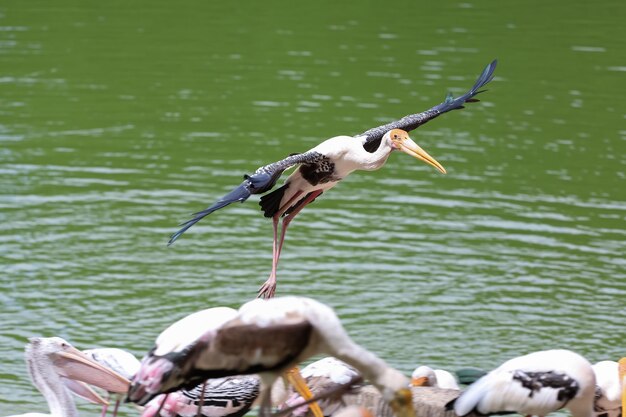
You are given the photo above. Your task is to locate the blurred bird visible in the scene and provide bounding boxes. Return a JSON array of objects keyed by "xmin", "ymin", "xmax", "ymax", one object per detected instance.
[
  {"xmin": 127, "ymin": 297, "xmax": 414, "ymax": 417},
  {"xmin": 447, "ymin": 349, "xmax": 596, "ymax": 417},
  {"xmin": 279, "ymin": 357, "xmax": 362, "ymax": 417},
  {"xmin": 142, "ymin": 376, "xmax": 261, "ymax": 417},
  {"xmin": 411, "ymin": 366, "xmax": 459, "ymax": 390},
  {"xmin": 168, "ymin": 60, "xmax": 497, "ymax": 299},
  {"xmin": 6, "ymin": 337, "xmax": 129, "ymax": 417},
  {"xmin": 83, "ymin": 347, "xmax": 140, "ymax": 417},
  {"xmin": 592, "ymin": 360, "xmax": 623, "ymax": 417}
]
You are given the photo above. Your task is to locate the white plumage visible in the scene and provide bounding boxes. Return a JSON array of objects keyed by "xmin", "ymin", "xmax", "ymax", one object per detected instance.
[
  {"xmin": 592, "ymin": 361, "xmax": 622, "ymax": 417},
  {"xmin": 411, "ymin": 366, "xmax": 460, "ymax": 390},
  {"xmin": 280, "ymin": 357, "xmax": 361, "ymax": 416},
  {"xmin": 451, "ymin": 349, "xmax": 596, "ymax": 417},
  {"xmin": 128, "ymin": 296, "xmax": 413, "ymax": 417},
  {"xmin": 6, "ymin": 337, "xmax": 128, "ymax": 417}
]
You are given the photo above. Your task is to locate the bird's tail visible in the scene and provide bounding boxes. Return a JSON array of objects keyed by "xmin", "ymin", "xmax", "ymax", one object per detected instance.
[
  {"xmin": 168, "ymin": 181, "xmax": 252, "ymax": 245},
  {"xmin": 435, "ymin": 59, "xmax": 497, "ymax": 114}
]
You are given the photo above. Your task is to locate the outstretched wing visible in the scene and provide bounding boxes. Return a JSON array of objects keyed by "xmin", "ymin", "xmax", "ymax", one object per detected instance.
[
  {"xmin": 357, "ymin": 59, "xmax": 497, "ymax": 145},
  {"xmin": 168, "ymin": 152, "xmax": 322, "ymax": 245}
]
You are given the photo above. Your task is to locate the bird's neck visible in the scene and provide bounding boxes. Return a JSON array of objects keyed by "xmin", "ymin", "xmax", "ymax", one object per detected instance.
[
  {"xmin": 27, "ymin": 354, "xmax": 79, "ymax": 417},
  {"xmin": 357, "ymin": 139, "xmax": 393, "ymax": 171},
  {"xmin": 332, "ymin": 342, "xmax": 407, "ymax": 394}
]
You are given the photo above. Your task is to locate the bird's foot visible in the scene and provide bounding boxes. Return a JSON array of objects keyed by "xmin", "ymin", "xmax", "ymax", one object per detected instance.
[{"xmin": 258, "ymin": 278, "xmax": 277, "ymax": 299}]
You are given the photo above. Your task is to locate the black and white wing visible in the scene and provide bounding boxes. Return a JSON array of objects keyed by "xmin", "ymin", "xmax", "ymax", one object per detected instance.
[
  {"xmin": 357, "ymin": 59, "xmax": 497, "ymax": 148},
  {"xmin": 168, "ymin": 152, "xmax": 323, "ymax": 245}
]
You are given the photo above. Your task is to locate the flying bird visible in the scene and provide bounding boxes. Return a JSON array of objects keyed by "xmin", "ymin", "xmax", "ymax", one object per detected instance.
[
  {"xmin": 127, "ymin": 296, "xmax": 414, "ymax": 417},
  {"xmin": 6, "ymin": 337, "xmax": 129, "ymax": 417},
  {"xmin": 411, "ymin": 366, "xmax": 459, "ymax": 390},
  {"xmin": 447, "ymin": 349, "xmax": 596, "ymax": 417},
  {"xmin": 168, "ymin": 60, "xmax": 498, "ymax": 298}
]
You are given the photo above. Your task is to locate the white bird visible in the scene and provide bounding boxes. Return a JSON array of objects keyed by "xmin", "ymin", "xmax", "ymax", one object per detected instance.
[
  {"xmin": 448, "ymin": 349, "xmax": 596, "ymax": 417},
  {"xmin": 6, "ymin": 337, "xmax": 129, "ymax": 417},
  {"xmin": 167, "ymin": 60, "xmax": 497, "ymax": 299},
  {"xmin": 127, "ymin": 296, "xmax": 414, "ymax": 417},
  {"xmin": 411, "ymin": 366, "xmax": 460, "ymax": 390},
  {"xmin": 82, "ymin": 347, "xmax": 140, "ymax": 417},
  {"xmin": 592, "ymin": 361, "xmax": 622, "ymax": 417},
  {"xmin": 142, "ymin": 376, "xmax": 261, "ymax": 417},
  {"xmin": 279, "ymin": 357, "xmax": 362, "ymax": 417}
]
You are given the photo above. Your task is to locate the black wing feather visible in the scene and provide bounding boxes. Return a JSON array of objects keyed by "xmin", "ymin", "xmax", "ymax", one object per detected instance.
[
  {"xmin": 168, "ymin": 151, "xmax": 321, "ymax": 245},
  {"xmin": 358, "ymin": 59, "xmax": 497, "ymax": 145}
]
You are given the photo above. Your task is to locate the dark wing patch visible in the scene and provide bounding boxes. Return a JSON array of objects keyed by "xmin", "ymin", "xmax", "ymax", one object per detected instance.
[
  {"xmin": 299, "ymin": 153, "xmax": 338, "ymax": 186},
  {"xmin": 512, "ymin": 370, "xmax": 579, "ymax": 403},
  {"xmin": 357, "ymin": 59, "xmax": 497, "ymax": 147},
  {"xmin": 214, "ymin": 319, "xmax": 313, "ymax": 366},
  {"xmin": 168, "ymin": 151, "xmax": 327, "ymax": 245}
]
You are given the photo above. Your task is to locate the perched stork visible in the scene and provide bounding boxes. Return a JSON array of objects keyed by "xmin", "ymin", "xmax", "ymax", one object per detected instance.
[
  {"xmin": 142, "ymin": 376, "xmax": 261, "ymax": 417},
  {"xmin": 279, "ymin": 357, "xmax": 362, "ymax": 417},
  {"xmin": 168, "ymin": 60, "xmax": 498, "ymax": 299},
  {"xmin": 447, "ymin": 349, "xmax": 596, "ymax": 417},
  {"xmin": 591, "ymin": 361, "xmax": 623, "ymax": 417},
  {"xmin": 82, "ymin": 347, "xmax": 140, "ymax": 417},
  {"xmin": 127, "ymin": 297, "xmax": 414, "ymax": 417},
  {"xmin": 6, "ymin": 337, "xmax": 129, "ymax": 417},
  {"xmin": 411, "ymin": 366, "xmax": 460, "ymax": 390}
]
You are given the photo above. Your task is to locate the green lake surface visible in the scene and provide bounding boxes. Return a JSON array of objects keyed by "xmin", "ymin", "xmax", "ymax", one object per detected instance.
[{"xmin": 1, "ymin": 0, "xmax": 624, "ymax": 415}]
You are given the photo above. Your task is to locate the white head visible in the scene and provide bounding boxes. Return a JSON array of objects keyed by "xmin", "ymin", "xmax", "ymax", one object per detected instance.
[
  {"xmin": 411, "ymin": 365, "xmax": 437, "ymax": 387},
  {"xmin": 384, "ymin": 129, "xmax": 446, "ymax": 174}
]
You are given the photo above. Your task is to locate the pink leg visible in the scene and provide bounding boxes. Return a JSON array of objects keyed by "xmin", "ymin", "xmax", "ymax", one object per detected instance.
[
  {"xmin": 277, "ymin": 190, "xmax": 323, "ymax": 258},
  {"xmin": 258, "ymin": 190, "xmax": 323, "ymax": 299},
  {"xmin": 112, "ymin": 399, "xmax": 121, "ymax": 417},
  {"xmin": 100, "ymin": 399, "xmax": 109, "ymax": 417},
  {"xmin": 258, "ymin": 191, "xmax": 303, "ymax": 299}
]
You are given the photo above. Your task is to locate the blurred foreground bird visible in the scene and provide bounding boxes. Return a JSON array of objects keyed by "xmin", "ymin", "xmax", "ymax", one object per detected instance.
[
  {"xmin": 6, "ymin": 337, "xmax": 129, "ymax": 417},
  {"xmin": 168, "ymin": 60, "xmax": 497, "ymax": 298},
  {"xmin": 127, "ymin": 296, "xmax": 414, "ymax": 417},
  {"xmin": 142, "ymin": 376, "xmax": 261, "ymax": 417},
  {"xmin": 447, "ymin": 349, "xmax": 596, "ymax": 417},
  {"xmin": 279, "ymin": 357, "xmax": 362, "ymax": 417}
]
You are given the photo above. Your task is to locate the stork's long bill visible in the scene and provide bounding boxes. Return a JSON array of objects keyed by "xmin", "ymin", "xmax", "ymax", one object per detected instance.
[{"xmin": 390, "ymin": 130, "xmax": 446, "ymax": 174}]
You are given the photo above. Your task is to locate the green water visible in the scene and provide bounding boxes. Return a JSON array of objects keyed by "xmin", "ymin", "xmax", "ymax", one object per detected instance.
[{"xmin": 1, "ymin": 0, "xmax": 624, "ymax": 415}]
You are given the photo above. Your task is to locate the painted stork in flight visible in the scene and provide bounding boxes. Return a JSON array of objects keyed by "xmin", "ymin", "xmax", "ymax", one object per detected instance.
[
  {"xmin": 6, "ymin": 337, "xmax": 129, "ymax": 417},
  {"xmin": 168, "ymin": 60, "xmax": 498, "ymax": 298},
  {"xmin": 447, "ymin": 349, "xmax": 597, "ymax": 417},
  {"xmin": 127, "ymin": 296, "xmax": 414, "ymax": 417}
]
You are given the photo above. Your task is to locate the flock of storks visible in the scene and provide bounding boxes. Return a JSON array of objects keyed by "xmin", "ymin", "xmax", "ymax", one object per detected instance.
[{"xmin": 9, "ymin": 59, "xmax": 626, "ymax": 417}]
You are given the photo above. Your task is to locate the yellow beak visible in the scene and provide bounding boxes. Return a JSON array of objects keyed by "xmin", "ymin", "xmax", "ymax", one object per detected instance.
[
  {"xmin": 397, "ymin": 136, "xmax": 446, "ymax": 174},
  {"xmin": 411, "ymin": 376, "xmax": 429, "ymax": 387}
]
